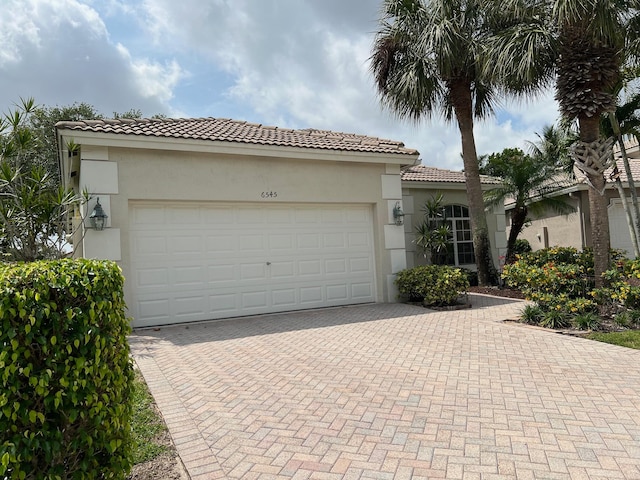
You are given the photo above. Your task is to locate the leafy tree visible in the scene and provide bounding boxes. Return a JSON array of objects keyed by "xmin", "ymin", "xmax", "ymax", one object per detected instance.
[
  {"xmin": 28, "ymin": 102, "xmax": 103, "ymax": 180},
  {"xmin": 0, "ymin": 100, "xmax": 85, "ymax": 261},
  {"xmin": 483, "ymin": 147, "xmax": 574, "ymax": 264},
  {"xmin": 484, "ymin": 0, "xmax": 640, "ymax": 286},
  {"xmin": 370, "ymin": 0, "xmax": 500, "ymax": 285}
]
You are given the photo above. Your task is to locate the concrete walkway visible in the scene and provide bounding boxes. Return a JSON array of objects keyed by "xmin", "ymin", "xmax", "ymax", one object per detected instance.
[{"xmin": 130, "ymin": 295, "xmax": 640, "ymax": 479}]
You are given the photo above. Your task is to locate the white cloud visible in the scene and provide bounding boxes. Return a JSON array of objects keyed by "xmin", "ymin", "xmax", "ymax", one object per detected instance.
[
  {"xmin": 0, "ymin": 0, "xmax": 176, "ymax": 116},
  {"xmin": 116, "ymin": 44, "xmax": 187, "ymax": 103},
  {"xmin": 0, "ymin": 0, "xmax": 562, "ymax": 170}
]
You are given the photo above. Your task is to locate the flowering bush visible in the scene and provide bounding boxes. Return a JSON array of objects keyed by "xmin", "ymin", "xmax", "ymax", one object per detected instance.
[{"xmin": 502, "ymin": 258, "xmax": 592, "ymax": 299}]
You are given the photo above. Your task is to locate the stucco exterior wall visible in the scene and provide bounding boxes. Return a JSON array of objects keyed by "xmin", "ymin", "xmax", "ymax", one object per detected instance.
[
  {"xmin": 77, "ymin": 146, "xmax": 407, "ymax": 312},
  {"xmin": 512, "ymin": 193, "xmax": 586, "ymax": 251},
  {"xmin": 401, "ymin": 184, "xmax": 506, "ymax": 270}
]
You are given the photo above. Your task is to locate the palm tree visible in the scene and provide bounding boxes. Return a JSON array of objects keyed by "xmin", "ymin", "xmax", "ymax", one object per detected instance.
[
  {"xmin": 483, "ymin": 147, "xmax": 574, "ymax": 264},
  {"xmin": 484, "ymin": 0, "xmax": 640, "ymax": 286},
  {"xmin": 370, "ymin": 0, "xmax": 499, "ymax": 285}
]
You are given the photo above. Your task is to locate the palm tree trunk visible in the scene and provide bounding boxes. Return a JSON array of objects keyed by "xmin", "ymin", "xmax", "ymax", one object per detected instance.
[
  {"xmin": 506, "ymin": 207, "xmax": 527, "ymax": 264},
  {"xmin": 450, "ymin": 81, "xmax": 495, "ymax": 286},
  {"xmin": 579, "ymin": 116, "xmax": 611, "ymax": 288}
]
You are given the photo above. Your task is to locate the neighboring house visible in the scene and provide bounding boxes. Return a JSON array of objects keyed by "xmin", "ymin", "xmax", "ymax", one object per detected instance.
[
  {"xmin": 505, "ymin": 140, "xmax": 640, "ymax": 257},
  {"xmin": 400, "ymin": 165, "xmax": 507, "ymax": 270},
  {"xmin": 56, "ymin": 117, "xmax": 420, "ymax": 327}
]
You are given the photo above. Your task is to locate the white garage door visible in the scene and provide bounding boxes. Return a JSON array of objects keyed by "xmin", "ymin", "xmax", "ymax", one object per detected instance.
[{"xmin": 129, "ymin": 202, "xmax": 376, "ymax": 327}]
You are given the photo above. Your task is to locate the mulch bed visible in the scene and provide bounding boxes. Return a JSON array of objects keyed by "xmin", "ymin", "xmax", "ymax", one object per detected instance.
[{"xmin": 468, "ymin": 286, "xmax": 526, "ymax": 300}]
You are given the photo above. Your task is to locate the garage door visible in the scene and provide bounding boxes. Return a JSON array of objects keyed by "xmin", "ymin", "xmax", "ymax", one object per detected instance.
[{"xmin": 129, "ymin": 202, "xmax": 376, "ymax": 327}]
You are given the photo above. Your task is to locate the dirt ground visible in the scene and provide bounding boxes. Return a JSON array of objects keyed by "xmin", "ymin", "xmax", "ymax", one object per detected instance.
[
  {"xmin": 468, "ymin": 285, "xmax": 526, "ymax": 300},
  {"xmin": 126, "ymin": 409, "xmax": 189, "ymax": 480}
]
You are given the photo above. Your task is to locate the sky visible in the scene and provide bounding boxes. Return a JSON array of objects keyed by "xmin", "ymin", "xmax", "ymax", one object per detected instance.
[{"xmin": 0, "ymin": 0, "xmax": 560, "ymax": 170}]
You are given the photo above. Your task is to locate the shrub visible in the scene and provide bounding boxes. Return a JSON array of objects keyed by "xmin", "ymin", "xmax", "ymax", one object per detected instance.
[
  {"xmin": 572, "ymin": 312, "xmax": 601, "ymax": 331},
  {"xmin": 0, "ymin": 259, "xmax": 134, "ymax": 479},
  {"xmin": 520, "ymin": 304, "xmax": 543, "ymax": 324},
  {"xmin": 512, "ymin": 238, "xmax": 532, "ymax": 256},
  {"xmin": 395, "ymin": 265, "xmax": 469, "ymax": 307},
  {"xmin": 540, "ymin": 309, "xmax": 570, "ymax": 329}
]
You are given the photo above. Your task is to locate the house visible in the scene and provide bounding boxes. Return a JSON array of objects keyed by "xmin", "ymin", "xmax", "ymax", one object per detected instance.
[
  {"xmin": 400, "ymin": 165, "xmax": 507, "ymax": 269},
  {"xmin": 505, "ymin": 139, "xmax": 640, "ymax": 257},
  {"xmin": 56, "ymin": 117, "xmax": 420, "ymax": 327}
]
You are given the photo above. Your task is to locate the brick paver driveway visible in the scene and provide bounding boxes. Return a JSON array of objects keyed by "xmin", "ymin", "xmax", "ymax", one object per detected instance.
[{"xmin": 130, "ymin": 295, "xmax": 640, "ymax": 479}]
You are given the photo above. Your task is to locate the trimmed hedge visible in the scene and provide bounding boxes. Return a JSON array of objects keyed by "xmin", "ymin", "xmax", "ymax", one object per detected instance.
[
  {"xmin": 395, "ymin": 265, "xmax": 469, "ymax": 307},
  {"xmin": 0, "ymin": 259, "xmax": 134, "ymax": 479}
]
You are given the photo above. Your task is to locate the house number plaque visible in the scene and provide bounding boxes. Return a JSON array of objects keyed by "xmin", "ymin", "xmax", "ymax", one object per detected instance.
[{"xmin": 261, "ymin": 191, "xmax": 278, "ymax": 198}]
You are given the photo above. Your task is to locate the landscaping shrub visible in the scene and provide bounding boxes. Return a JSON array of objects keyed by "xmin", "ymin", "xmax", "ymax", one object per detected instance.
[
  {"xmin": 572, "ymin": 312, "xmax": 601, "ymax": 331},
  {"xmin": 0, "ymin": 259, "xmax": 134, "ymax": 479},
  {"xmin": 512, "ymin": 238, "xmax": 532, "ymax": 256},
  {"xmin": 395, "ymin": 265, "xmax": 469, "ymax": 306}
]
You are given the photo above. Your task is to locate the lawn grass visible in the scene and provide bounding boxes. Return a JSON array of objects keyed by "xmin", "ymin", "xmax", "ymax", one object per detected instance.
[
  {"xmin": 130, "ymin": 370, "xmax": 169, "ymax": 464},
  {"xmin": 586, "ymin": 330, "xmax": 640, "ymax": 350}
]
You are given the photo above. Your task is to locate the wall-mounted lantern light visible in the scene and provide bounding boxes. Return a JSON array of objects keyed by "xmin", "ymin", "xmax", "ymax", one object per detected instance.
[
  {"xmin": 89, "ymin": 198, "xmax": 108, "ymax": 231},
  {"xmin": 393, "ymin": 201, "xmax": 404, "ymax": 226}
]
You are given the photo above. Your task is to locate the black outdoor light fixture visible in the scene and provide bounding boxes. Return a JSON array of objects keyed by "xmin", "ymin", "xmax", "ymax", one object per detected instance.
[
  {"xmin": 393, "ymin": 201, "xmax": 405, "ymax": 226},
  {"xmin": 89, "ymin": 198, "xmax": 108, "ymax": 231}
]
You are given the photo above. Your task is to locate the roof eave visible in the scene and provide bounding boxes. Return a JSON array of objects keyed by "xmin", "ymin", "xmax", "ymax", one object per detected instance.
[{"xmin": 56, "ymin": 128, "xmax": 420, "ymax": 166}]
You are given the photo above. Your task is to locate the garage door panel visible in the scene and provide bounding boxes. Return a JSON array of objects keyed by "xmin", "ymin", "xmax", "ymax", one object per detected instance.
[
  {"xmin": 325, "ymin": 258, "xmax": 347, "ymax": 274},
  {"xmin": 174, "ymin": 295, "xmax": 206, "ymax": 316},
  {"xmin": 271, "ymin": 289, "xmax": 297, "ymax": 306},
  {"xmin": 297, "ymin": 233, "xmax": 320, "ymax": 248},
  {"xmin": 352, "ymin": 283, "xmax": 373, "ymax": 299},
  {"xmin": 130, "ymin": 202, "xmax": 376, "ymax": 326},
  {"xmin": 348, "ymin": 232, "xmax": 370, "ymax": 248},
  {"xmin": 327, "ymin": 284, "xmax": 348, "ymax": 301},
  {"xmin": 174, "ymin": 266, "xmax": 205, "ymax": 286},
  {"xmin": 242, "ymin": 291, "xmax": 268, "ymax": 309},
  {"xmin": 136, "ymin": 267, "xmax": 169, "ymax": 289},
  {"xmin": 268, "ymin": 234, "xmax": 294, "ymax": 249},
  {"xmin": 270, "ymin": 262, "xmax": 295, "ymax": 278},
  {"xmin": 236, "ymin": 209, "xmax": 266, "ymax": 224},
  {"xmin": 300, "ymin": 286, "xmax": 323, "ymax": 304},
  {"xmin": 208, "ymin": 264, "xmax": 236, "ymax": 283},
  {"xmin": 240, "ymin": 263, "xmax": 267, "ymax": 280},
  {"xmin": 209, "ymin": 293, "xmax": 238, "ymax": 313},
  {"xmin": 133, "ymin": 236, "xmax": 166, "ymax": 256},
  {"xmin": 167, "ymin": 207, "xmax": 200, "ymax": 224},
  {"xmin": 206, "ymin": 235, "xmax": 236, "ymax": 252},
  {"xmin": 350, "ymin": 257, "xmax": 373, "ymax": 274},
  {"xmin": 299, "ymin": 260, "xmax": 322, "ymax": 276}
]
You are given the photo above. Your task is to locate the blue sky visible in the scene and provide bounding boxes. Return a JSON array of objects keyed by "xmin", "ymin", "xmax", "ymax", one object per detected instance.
[{"xmin": 0, "ymin": 0, "xmax": 559, "ymax": 169}]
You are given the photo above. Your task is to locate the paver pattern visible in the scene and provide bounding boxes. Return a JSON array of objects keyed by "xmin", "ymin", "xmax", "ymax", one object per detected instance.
[{"xmin": 130, "ymin": 295, "xmax": 640, "ymax": 479}]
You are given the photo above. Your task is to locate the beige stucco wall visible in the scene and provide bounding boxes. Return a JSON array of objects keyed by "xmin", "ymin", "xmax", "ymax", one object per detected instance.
[
  {"xmin": 512, "ymin": 193, "xmax": 586, "ymax": 251},
  {"xmin": 74, "ymin": 145, "xmax": 409, "ymax": 312},
  {"xmin": 401, "ymin": 183, "xmax": 506, "ymax": 270}
]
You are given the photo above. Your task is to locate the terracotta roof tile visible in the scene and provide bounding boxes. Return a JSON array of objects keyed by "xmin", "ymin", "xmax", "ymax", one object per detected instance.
[
  {"xmin": 401, "ymin": 164, "xmax": 501, "ymax": 184},
  {"xmin": 56, "ymin": 117, "xmax": 419, "ymax": 156}
]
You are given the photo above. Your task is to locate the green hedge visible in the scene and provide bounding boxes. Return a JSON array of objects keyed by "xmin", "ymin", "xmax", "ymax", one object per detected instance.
[
  {"xmin": 395, "ymin": 265, "xmax": 469, "ymax": 307},
  {"xmin": 0, "ymin": 259, "xmax": 134, "ymax": 479}
]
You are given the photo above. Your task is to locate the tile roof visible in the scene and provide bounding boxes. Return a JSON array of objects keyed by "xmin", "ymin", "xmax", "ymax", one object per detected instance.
[
  {"xmin": 56, "ymin": 117, "xmax": 419, "ymax": 156},
  {"xmin": 401, "ymin": 164, "xmax": 502, "ymax": 184}
]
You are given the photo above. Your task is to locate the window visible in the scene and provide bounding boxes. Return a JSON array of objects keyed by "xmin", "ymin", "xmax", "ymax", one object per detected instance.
[{"xmin": 433, "ymin": 205, "xmax": 475, "ymax": 266}]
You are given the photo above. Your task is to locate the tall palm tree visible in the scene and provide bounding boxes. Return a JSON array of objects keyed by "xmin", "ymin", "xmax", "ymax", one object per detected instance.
[
  {"xmin": 370, "ymin": 0, "xmax": 499, "ymax": 285},
  {"xmin": 484, "ymin": 0, "xmax": 640, "ymax": 286},
  {"xmin": 483, "ymin": 147, "xmax": 574, "ymax": 264}
]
